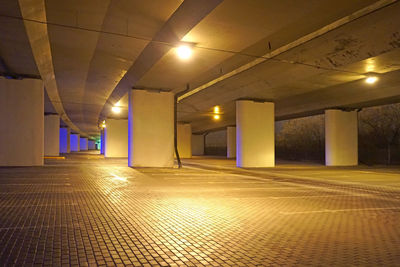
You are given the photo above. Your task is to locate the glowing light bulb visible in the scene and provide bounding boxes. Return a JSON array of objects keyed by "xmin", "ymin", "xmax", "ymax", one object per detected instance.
[
  {"xmin": 176, "ymin": 45, "xmax": 192, "ymax": 60},
  {"xmin": 213, "ymin": 114, "xmax": 220, "ymax": 120},
  {"xmin": 112, "ymin": 106, "xmax": 121, "ymax": 113},
  {"xmin": 365, "ymin": 76, "xmax": 378, "ymax": 84},
  {"xmin": 213, "ymin": 106, "xmax": 220, "ymax": 114}
]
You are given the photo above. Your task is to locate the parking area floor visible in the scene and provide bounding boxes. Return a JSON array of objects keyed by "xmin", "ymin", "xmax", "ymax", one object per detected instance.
[{"xmin": 0, "ymin": 152, "xmax": 399, "ymax": 266}]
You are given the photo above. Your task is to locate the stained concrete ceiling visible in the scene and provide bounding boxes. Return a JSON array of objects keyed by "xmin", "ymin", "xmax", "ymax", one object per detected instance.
[{"xmin": 1, "ymin": 0, "xmax": 400, "ymax": 136}]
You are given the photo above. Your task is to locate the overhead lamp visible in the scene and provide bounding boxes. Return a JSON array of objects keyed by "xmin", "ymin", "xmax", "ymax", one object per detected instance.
[
  {"xmin": 176, "ymin": 45, "xmax": 192, "ymax": 60},
  {"xmin": 213, "ymin": 106, "xmax": 220, "ymax": 114},
  {"xmin": 111, "ymin": 106, "xmax": 121, "ymax": 113},
  {"xmin": 365, "ymin": 76, "xmax": 378, "ymax": 84},
  {"xmin": 213, "ymin": 114, "xmax": 220, "ymax": 120}
]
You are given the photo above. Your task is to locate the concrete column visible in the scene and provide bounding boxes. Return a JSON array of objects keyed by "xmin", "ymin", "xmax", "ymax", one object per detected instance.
[
  {"xmin": 325, "ymin": 109, "xmax": 358, "ymax": 166},
  {"xmin": 60, "ymin": 127, "xmax": 70, "ymax": 153},
  {"xmin": 227, "ymin": 126, "xmax": 236, "ymax": 158},
  {"xmin": 100, "ymin": 129, "xmax": 105, "ymax": 154},
  {"xmin": 192, "ymin": 134, "xmax": 204, "ymax": 156},
  {"xmin": 105, "ymin": 119, "xmax": 128, "ymax": 158},
  {"xmin": 177, "ymin": 123, "xmax": 192, "ymax": 158},
  {"xmin": 88, "ymin": 140, "xmax": 96, "ymax": 150},
  {"xmin": 80, "ymin": 137, "xmax": 88, "ymax": 151},
  {"xmin": 0, "ymin": 78, "xmax": 44, "ymax": 166},
  {"xmin": 128, "ymin": 89, "xmax": 174, "ymax": 167},
  {"xmin": 236, "ymin": 100, "xmax": 274, "ymax": 167},
  {"xmin": 70, "ymin": 134, "xmax": 80, "ymax": 152},
  {"xmin": 44, "ymin": 114, "xmax": 60, "ymax": 156}
]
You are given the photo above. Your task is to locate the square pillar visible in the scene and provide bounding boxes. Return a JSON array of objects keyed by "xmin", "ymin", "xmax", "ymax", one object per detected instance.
[
  {"xmin": 0, "ymin": 78, "xmax": 44, "ymax": 166},
  {"xmin": 88, "ymin": 140, "xmax": 96, "ymax": 150},
  {"xmin": 60, "ymin": 127, "xmax": 70, "ymax": 153},
  {"xmin": 70, "ymin": 134, "xmax": 80, "ymax": 152},
  {"xmin": 128, "ymin": 90, "xmax": 174, "ymax": 167},
  {"xmin": 177, "ymin": 123, "xmax": 192, "ymax": 158},
  {"xmin": 100, "ymin": 129, "xmax": 105, "ymax": 154},
  {"xmin": 325, "ymin": 109, "xmax": 358, "ymax": 166},
  {"xmin": 236, "ymin": 100, "xmax": 274, "ymax": 167},
  {"xmin": 227, "ymin": 126, "xmax": 236, "ymax": 158},
  {"xmin": 105, "ymin": 119, "xmax": 128, "ymax": 158},
  {"xmin": 192, "ymin": 134, "xmax": 204, "ymax": 156},
  {"xmin": 44, "ymin": 114, "xmax": 60, "ymax": 156},
  {"xmin": 80, "ymin": 137, "xmax": 88, "ymax": 151}
]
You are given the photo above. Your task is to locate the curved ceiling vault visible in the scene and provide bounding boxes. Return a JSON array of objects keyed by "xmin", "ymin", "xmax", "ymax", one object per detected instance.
[{"xmin": 10, "ymin": 0, "xmax": 400, "ymax": 136}]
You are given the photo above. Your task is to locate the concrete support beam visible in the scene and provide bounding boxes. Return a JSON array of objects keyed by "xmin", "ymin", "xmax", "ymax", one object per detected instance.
[
  {"xmin": 59, "ymin": 127, "xmax": 70, "ymax": 153},
  {"xmin": 80, "ymin": 138, "xmax": 88, "ymax": 151},
  {"xmin": 236, "ymin": 100, "xmax": 275, "ymax": 167},
  {"xmin": 192, "ymin": 134, "xmax": 204, "ymax": 156},
  {"xmin": 0, "ymin": 78, "xmax": 44, "ymax": 166},
  {"xmin": 177, "ymin": 123, "xmax": 192, "ymax": 158},
  {"xmin": 88, "ymin": 140, "xmax": 96, "ymax": 150},
  {"xmin": 70, "ymin": 134, "xmax": 80, "ymax": 152},
  {"xmin": 227, "ymin": 126, "xmax": 236, "ymax": 158},
  {"xmin": 100, "ymin": 129, "xmax": 105, "ymax": 154},
  {"xmin": 128, "ymin": 90, "xmax": 174, "ymax": 167},
  {"xmin": 44, "ymin": 114, "xmax": 60, "ymax": 156},
  {"xmin": 105, "ymin": 119, "xmax": 128, "ymax": 158},
  {"xmin": 325, "ymin": 109, "xmax": 358, "ymax": 166}
]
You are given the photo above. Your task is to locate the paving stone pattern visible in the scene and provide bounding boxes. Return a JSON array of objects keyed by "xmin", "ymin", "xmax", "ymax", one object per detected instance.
[{"xmin": 0, "ymin": 153, "xmax": 399, "ymax": 266}]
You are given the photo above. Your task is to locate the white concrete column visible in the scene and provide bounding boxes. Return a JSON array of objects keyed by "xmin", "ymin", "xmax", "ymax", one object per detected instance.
[
  {"xmin": 80, "ymin": 137, "xmax": 88, "ymax": 151},
  {"xmin": 70, "ymin": 134, "xmax": 80, "ymax": 152},
  {"xmin": 325, "ymin": 109, "xmax": 358, "ymax": 166},
  {"xmin": 0, "ymin": 78, "xmax": 44, "ymax": 166},
  {"xmin": 128, "ymin": 90, "xmax": 174, "ymax": 167},
  {"xmin": 105, "ymin": 119, "xmax": 128, "ymax": 158},
  {"xmin": 192, "ymin": 134, "xmax": 204, "ymax": 156},
  {"xmin": 100, "ymin": 129, "xmax": 105, "ymax": 154},
  {"xmin": 227, "ymin": 126, "xmax": 236, "ymax": 158},
  {"xmin": 88, "ymin": 140, "xmax": 96, "ymax": 150},
  {"xmin": 177, "ymin": 123, "xmax": 192, "ymax": 158},
  {"xmin": 44, "ymin": 114, "xmax": 60, "ymax": 156},
  {"xmin": 60, "ymin": 127, "xmax": 70, "ymax": 153},
  {"xmin": 236, "ymin": 100, "xmax": 275, "ymax": 167}
]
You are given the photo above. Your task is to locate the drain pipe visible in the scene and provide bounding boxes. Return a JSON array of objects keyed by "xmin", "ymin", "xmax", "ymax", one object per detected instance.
[{"xmin": 174, "ymin": 84, "xmax": 190, "ymax": 168}]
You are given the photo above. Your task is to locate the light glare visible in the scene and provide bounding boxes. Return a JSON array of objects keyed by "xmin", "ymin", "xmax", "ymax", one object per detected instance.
[
  {"xmin": 213, "ymin": 106, "xmax": 220, "ymax": 114},
  {"xmin": 365, "ymin": 76, "xmax": 378, "ymax": 84},
  {"xmin": 213, "ymin": 114, "xmax": 220, "ymax": 120},
  {"xmin": 176, "ymin": 45, "xmax": 192, "ymax": 60},
  {"xmin": 112, "ymin": 106, "xmax": 121, "ymax": 113}
]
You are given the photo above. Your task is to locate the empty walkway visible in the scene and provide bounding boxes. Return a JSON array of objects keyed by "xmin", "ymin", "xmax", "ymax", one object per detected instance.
[{"xmin": 0, "ymin": 153, "xmax": 399, "ymax": 266}]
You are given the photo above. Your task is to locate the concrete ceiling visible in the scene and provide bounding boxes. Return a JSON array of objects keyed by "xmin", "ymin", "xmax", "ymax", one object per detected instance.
[{"xmin": 1, "ymin": 0, "xmax": 400, "ymax": 136}]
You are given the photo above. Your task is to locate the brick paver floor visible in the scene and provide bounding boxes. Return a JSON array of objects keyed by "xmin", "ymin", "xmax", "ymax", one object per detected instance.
[{"xmin": 0, "ymin": 152, "xmax": 399, "ymax": 266}]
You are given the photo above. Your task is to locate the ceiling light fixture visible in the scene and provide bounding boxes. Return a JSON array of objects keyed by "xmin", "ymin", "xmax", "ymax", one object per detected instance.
[
  {"xmin": 213, "ymin": 106, "xmax": 220, "ymax": 114},
  {"xmin": 213, "ymin": 114, "xmax": 220, "ymax": 120},
  {"xmin": 365, "ymin": 76, "xmax": 378, "ymax": 84},
  {"xmin": 176, "ymin": 45, "xmax": 192, "ymax": 60},
  {"xmin": 111, "ymin": 106, "xmax": 121, "ymax": 113}
]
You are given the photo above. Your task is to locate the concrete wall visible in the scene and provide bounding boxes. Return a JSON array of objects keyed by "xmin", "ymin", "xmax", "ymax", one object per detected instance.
[
  {"xmin": 0, "ymin": 78, "xmax": 44, "ymax": 166},
  {"xmin": 192, "ymin": 134, "xmax": 204, "ymax": 156},
  {"xmin": 128, "ymin": 90, "xmax": 174, "ymax": 167},
  {"xmin": 44, "ymin": 114, "xmax": 60, "ymax": 156},
  {"xmin": 80, "ymin": 138, "xmax": 88, "ymax": 151},
  {"xmin": 227, "ymin": 126, "xmax": 236, "ymax": 158},
  {"xmin": 70, "ymin": 134, "xmax": 80, "ymax": 152},
  {"xmin": 236, "ymin": 100, "xmax": 275, "ymax": 167},
  {"xmin": 88, "ymin": 140, "xmax": 96, "ymax": 150},
  {"xmin": 325, "ymin": 109, "xmax": 358, "ymax": 166},
  {"xmin": 205, "ymin": 130, "xmax": 227, "ymax": 155},
  {"xmin": 105, "ymin": 119, "xmax": 128, "ymax": 158},
  {"xmin": 59, "ymin": 127, "xmax": 70, "ymax": 153},
  {"xmin": 177, "ymin": 123, "xmax": 192, "ymax": 158}
]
